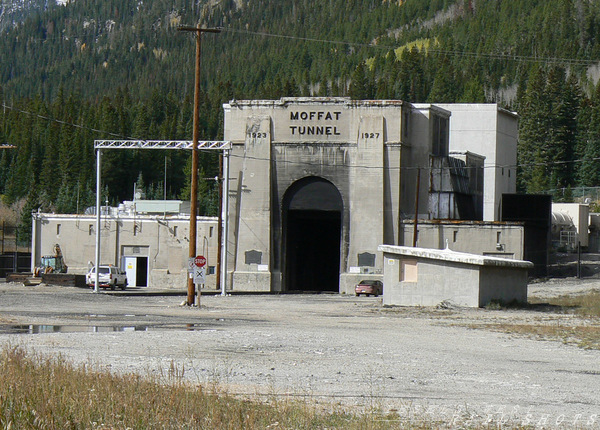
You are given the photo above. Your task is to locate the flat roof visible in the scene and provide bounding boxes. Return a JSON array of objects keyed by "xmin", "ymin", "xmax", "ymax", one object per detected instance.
[{"xmin": 378, "ymin": 245, "xmax": 534, "ymax": 269}]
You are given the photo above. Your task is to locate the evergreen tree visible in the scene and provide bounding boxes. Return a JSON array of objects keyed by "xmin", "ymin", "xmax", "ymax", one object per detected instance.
[
  {"xmin": 348, "ymin": 62, "xmax": 373, "ymax": 100},
  {"xmin": 578, "ymin": 84, "xmax": 600, "ymax": 186},
  {"xmin": 427, "ymin": 58, "xmax": 458, "ymax": 103},
  {"xmin": 518, "ymin": 67, "xmax": 551, "ymax": 192}
]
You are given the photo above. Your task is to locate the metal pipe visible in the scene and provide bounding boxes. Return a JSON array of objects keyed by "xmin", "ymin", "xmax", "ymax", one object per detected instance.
[
  {"xmin": 216, "ymin": 153, "xmax": 223, "ymax": 292},
  {"xmin": 221, "ymin": 149, "xmax": 230, "ymax": 295},
  {"xmin": 94, "ymin": 149, "xmax": 102, "ymax": 293}
]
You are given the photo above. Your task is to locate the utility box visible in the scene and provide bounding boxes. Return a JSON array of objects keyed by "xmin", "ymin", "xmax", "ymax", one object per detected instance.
[{"xmin": 379, "ymin": 245, "xmax": 532, "ymax": 308}]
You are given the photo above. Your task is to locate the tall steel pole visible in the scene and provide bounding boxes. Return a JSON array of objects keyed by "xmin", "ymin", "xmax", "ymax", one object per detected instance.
[
  {"xmin": 215, "ymin": 153, "xmax": 223, "ymax": 292},
  {"xmin": 178, "ymin": 25, "xmax": 220, "ymax": 306},
  {"xmin": 94, "ymin": 149, "xmax": 102, "ymax": 293},
  {"xmin": 221, "ymin": 149, "xmax": 230, "ymax": 296}
]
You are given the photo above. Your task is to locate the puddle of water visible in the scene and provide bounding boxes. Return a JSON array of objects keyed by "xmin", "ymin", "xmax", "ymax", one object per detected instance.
[
  {"xmin": 0, "ymin": 324, "xmax": 149, "ymax": 334},
  {"xmin": 0, "ymin": 323, "xmax": 210, "ymax": 334}
]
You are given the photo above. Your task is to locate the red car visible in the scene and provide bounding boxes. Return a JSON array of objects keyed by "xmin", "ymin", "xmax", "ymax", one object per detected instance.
[{"xmin": 355, "ymin": 280, "xmax": 383, "ymax": 297}]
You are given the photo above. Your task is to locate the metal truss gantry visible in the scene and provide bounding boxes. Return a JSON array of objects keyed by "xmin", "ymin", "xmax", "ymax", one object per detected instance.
[
  {"xmin": 92, "ymin": 139, "xmax": 231, "ymax": 296},
  {"xmin": 94, "ymin": 140, "xmax": 231, "ymax": 150}
]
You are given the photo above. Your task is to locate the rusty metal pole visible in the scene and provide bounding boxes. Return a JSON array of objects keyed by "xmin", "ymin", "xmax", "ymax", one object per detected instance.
[
  {"xmin": 177, "ymin": 25, "xmax": 221, "ymax": 306},
  {"xmin": 412, "ymin": 167, "xmax": 421, "ymax": 247}
]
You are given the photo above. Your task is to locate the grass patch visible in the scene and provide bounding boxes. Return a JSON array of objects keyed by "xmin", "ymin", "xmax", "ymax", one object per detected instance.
[
  {"xmin": 467, "ymin": 322, "xmax": 600, "ymax": 350},
  {"xmin": 469, "ymin": 292, "xmax": 600, "ymax": 350},
  {"xmin": 0, "ymin": 346, "xmax": 452, "ymax": 429},
  {"xmin": 530, "ymin": 291, "xmax": 600, "ymax": 318}
]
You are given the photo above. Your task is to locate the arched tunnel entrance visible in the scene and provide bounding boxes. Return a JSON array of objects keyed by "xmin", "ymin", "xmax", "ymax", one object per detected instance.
[{"xmin": 282, "ymin": 177, "xmax": 342, "ymax": 292}]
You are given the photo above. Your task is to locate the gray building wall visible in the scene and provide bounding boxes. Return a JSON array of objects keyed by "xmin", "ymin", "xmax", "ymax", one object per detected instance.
[
  {"xmin": 224, "ymin": 98, "xmax": 412, "ymax": 294},
  {"xmin": 401, "ymin": 220, "xmax": 525, "ymax": 260},
  {"xmin": 223, "ymin": 97, "xmax": 519, "ymax": 294},
  {"xmin": 32, "ymin": 213, "xmax": 219, "ymax": 289},
  {"xmin": 437, "ymin": 104, "xmax": 518, "ymax": 221}
]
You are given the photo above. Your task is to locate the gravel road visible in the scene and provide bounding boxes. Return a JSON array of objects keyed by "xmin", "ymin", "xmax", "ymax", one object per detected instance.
[{"xmin": 1, "ymin": 280, "xmax": 600, "ymax": 428}]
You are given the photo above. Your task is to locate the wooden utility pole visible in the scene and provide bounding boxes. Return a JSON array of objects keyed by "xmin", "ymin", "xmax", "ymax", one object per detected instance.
[{"xmin": 177, "ymin": 25, "xmax": 221, "ymax": 306}]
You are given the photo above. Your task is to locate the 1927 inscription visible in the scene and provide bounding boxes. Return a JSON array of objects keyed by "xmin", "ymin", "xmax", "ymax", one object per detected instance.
[{"xmin": 361, "ymin": 132, "xmax": 380, "ymax": 139}]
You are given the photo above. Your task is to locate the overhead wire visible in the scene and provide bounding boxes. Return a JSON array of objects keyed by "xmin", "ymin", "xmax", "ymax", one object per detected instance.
[
  {"xmin": 222, "ymin": 28, "xmax": 600, "ymax": 67},
  {"xmin": 7, "ymin": 24, "xmax": 599, "ymax": 67},
  {"xmin": 2, "ymin": 102, "xmax": 597, "ymax": 173},
  {"xmin": 2, "ymin": 102, "xmax": 137, "ymax": 140},
  {"xmin": 2, "ymin": 23, "xmax": 597, "ymax": 174}
]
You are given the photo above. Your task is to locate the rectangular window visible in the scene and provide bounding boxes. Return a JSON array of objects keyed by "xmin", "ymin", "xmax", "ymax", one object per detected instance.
[
  {"xmin": 432, "ymin": 115, "xmax": 448, "ymax": 156},
  {"xmin": 401, "ymin": 259, "xmax": 418, "ymax": 282},
  {"xmin": 56, "ymin": 224, "xmax": 61, "ymax": 236},
  {"xmin": 173, "ymin": 226, "xmax": 178, "ymax": 237},
  {"xmin": 497, "ymin": 231, "xmax": 501, "ymax": 243},
  {"xmin": 134, "ymin": 225, "xmax": 139, "ymax": 236},
  {"xmin": 208, "ymin": 265, "xmax": 216, "ymax": 275},
  {"xmin": 210, "ymin": 226, "xmax": 214, "ymax": 237},
  {"xmin": 88, "ymin": 224, "xmax": 93, "ymax": 235},
  {"xmin": 453, "ymin": 231, "xmax": 458, "ymax": 243}
]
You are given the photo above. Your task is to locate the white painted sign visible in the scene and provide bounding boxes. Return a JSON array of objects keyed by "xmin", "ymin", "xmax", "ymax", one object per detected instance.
[{"xmin": 193, "ymin": 266, "xmax": 206, "ymax": 284}]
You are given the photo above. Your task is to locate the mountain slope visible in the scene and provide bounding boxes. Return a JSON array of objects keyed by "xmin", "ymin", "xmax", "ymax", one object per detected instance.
[{"xmin": 1, "ymin": 0, "xmax": 600, "ymax": 238}]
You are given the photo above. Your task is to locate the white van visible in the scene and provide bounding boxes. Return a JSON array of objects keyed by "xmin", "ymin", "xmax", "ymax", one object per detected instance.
[{"xmin": 86, "ymin": 266, "xmax": 128, "ymax": 290}]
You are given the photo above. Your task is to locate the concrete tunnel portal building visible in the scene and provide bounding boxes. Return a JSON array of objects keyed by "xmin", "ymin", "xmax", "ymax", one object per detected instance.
[{"xmin": 223, "ymin": 97, "xmax": 518, "ymax": 294}]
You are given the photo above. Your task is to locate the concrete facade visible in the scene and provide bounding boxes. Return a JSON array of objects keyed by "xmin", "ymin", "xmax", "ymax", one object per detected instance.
[
  {"xmin": 400, "ymin": 220, "xmax": 525, "ymax": 259},
  {"xmin": 437, "ymin": 104, "xmax": 518, "ymax": 221},
  {"xmin": 379, "ymin": 245, "xmax": 532, "ymax": 308},
  {"xmin": 31, "ymin": 210, "xmax": 219, "ymax": 290},
  {"xmin": 223, "ymin": 97, "xmax": 519, "ymax": 293}
]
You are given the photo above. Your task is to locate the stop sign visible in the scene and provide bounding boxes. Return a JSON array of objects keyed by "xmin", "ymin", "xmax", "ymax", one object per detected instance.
[{"xmin": 194, "ymin": 256, "xmax": 207, "ymax": 267}]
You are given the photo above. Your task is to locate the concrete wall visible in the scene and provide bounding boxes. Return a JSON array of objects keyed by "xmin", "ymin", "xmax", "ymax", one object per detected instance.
[
  {"xmin": 400, "ymin": 221, "xmax": 525, "ymax": 260},
  {"xmin": 438, "ymin": 104, "xmax": 518, "ymax": 221},
  {"xmin": 479, "ymin": 266, "xmax": 528, "ymax": 306},
  {"xmin": 32, "ymin": 213, "xmax": 219, "ymax": 290},
  {"xmin": 383, "ymin": 257, "xmax": 481, "ymax": 307},
  {"xmin": 225, "ymin": 98, "xmax": 412, "ymax": 293},
  {"xmin": 380, "ymin": 245, "xmax": 532, "ymax": 308},
  {"xmin": 229, "ymin": 116, "xmax": 272, "ymax": 292},
  {"xmin": 409, "ymin": 104, "xmax": 451, "ymax": 219}
]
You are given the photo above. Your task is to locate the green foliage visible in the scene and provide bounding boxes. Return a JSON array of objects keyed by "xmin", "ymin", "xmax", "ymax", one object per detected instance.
[{"xmin": 3, "ymin": 0, "xmax": 600, "ymax": 215}]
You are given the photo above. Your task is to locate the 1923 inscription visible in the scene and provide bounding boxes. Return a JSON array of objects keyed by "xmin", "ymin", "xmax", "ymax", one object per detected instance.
[{"xmin": 247, "ymin": 132, "xmax": 268, "ymax": 139}]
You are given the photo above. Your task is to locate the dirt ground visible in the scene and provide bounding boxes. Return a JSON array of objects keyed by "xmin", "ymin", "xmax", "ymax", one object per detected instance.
[{"xmin": 1, "ymin": 279, "xmax": 600, "ymax": 428}]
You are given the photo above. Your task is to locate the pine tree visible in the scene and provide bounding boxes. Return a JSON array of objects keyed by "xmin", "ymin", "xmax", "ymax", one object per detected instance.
[{"xmin": 348, "ymin": 62, "xmax": 373, "ymax": 100}]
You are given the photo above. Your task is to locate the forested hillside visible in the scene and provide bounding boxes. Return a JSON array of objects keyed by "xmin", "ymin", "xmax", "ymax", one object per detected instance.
[{"xmin": 2, "ymin": 0, "xmax": 600, "ymax": 241}]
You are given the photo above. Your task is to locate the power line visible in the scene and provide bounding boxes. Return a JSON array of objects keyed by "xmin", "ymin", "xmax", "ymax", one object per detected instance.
[
  {"xmin": 8, "ymin": 25, "xmax": 600, "ymax": 68},
  {"xmin": 4, "ymin": 101, "xmax": 599, "ymax": 173},
  {"xmin": 1, "ymin": 103, "xmax": 135, "ymax": 140},
  {"xmin": 223, "ymin": 28, "xmax": 600, "ymax": 67}
]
